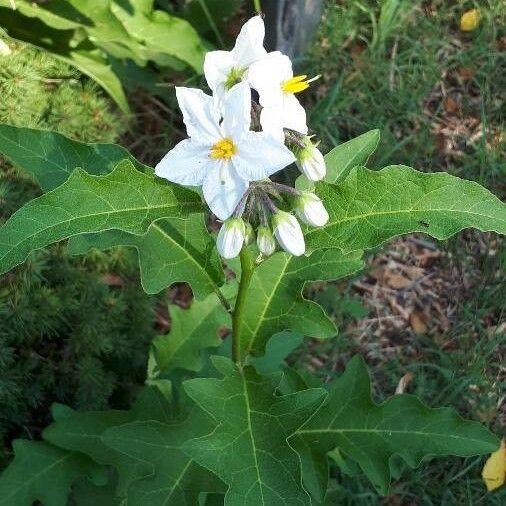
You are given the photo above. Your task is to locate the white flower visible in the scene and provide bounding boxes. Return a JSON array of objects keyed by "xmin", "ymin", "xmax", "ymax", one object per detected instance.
[
  {"xmin": 272, "ymin": 211, "xmax": 305, "ymax": 256},
  {"xmin": 217, "ymin": 218, "xmax": 245, "ymax": 259},
  {"xmin": 296, "ymin": 138, "xmax": 326, "ymax": 181},
  {"xmin": 295, "ymin": 193, "xmax": 329, "ymax": 227},
  {"xmin": 249, "ymin": 54, "xmax": 315, "ymax": 141},
  {"xmin": 257, "ymin": 225, "xmax": 276, "ymax": 256},
  {"xmin": 204, "ymin": 16, "xmax": 279, "ymax": 100},
  {"xmin": 0, "ymin": 39, "xmax": 11, "ymax": 57},
  {"xmin": 155, "ymin": 82, "xmax": 295, "ymax": 220}
]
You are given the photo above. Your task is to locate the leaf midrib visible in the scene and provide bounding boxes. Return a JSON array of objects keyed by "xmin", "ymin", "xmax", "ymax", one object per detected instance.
[
  {"xmin": 297, "ymin": 427, "xmax": 489, "ymax": 445},
  {"xmin": 308, "ymin": 205, "xmax": 506, "ymax": 242},
  {"xmin": 0, "ymin": 202, "xmax": 193, "ymax": 264},
  {"xmin": 150, "ymin": 222, "xmax": 223, "ymax": 303},
  {"xmin": 0, "ymin": 451, "xmax": 74, "ymax": 504},
  {"xmin": 242, "ymin": 372, "xmax": 267, "ymax": 506}
]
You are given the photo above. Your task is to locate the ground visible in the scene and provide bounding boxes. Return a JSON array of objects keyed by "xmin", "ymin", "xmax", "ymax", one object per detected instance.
[{"xmin": 290, "ymin": 1, "xmax": 505, "ymax": 503}]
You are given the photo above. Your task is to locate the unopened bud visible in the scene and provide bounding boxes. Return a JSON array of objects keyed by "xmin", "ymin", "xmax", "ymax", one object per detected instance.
[
  {"xmin": 244, "ymin": 222, "xmax": 254, "ymax": 245},
  {"xmin": 257, "ymin": 226, "xmax": 276, "ymax": 256},
  {"xmin": 295, "ymin": 192, "xmax": 329, "ymax": 227},
  {"xmin": 272, "ymin": 211, "xmax": 305, "ymax": 256},
  {"xmin": 217, "ymin": 218, "xmax": 245, "ymax": 259},
  {"xmin": 296, "ymin": 137, "xmax": 326, "ymax": 181}
]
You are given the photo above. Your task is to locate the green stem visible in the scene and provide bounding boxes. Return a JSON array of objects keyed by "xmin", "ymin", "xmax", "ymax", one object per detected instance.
[
  {"xmin": 232, "ymin": 247, "xmax": 255, "ymax": 364},
  {"xmin": 253, "ymin": 0, "xmax": 262, "ymax": 14},
  {"xmin": 197, "ymin": 0, "xmax": 225, "ymax": 48}
]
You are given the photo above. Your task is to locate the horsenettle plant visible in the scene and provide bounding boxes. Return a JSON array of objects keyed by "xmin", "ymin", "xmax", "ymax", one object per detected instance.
[{"xmin": 0, "ymin": 15, "xmax": 504, "ymax": 506}]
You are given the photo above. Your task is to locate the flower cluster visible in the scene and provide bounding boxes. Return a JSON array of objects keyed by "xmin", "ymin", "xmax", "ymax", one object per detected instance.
[{"xmin": 155, "ymin": 16, "xmax": 328, "ymax": 259}]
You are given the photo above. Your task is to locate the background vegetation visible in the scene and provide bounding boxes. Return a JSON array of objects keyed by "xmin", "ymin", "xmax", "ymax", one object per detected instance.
[{"xmin": 0, "ymin": 0, "xmax": 504, "ymax": 503}]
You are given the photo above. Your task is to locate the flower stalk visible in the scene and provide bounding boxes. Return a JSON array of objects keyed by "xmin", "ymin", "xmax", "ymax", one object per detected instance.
[{"xmin": 232, "ymin": 246, "xmax": 255, "ymax": 364}]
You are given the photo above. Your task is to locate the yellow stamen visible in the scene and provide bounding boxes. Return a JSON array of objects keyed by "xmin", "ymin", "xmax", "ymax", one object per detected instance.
[
  {"xmin": 282, "ymin": 74, "xmax": 320, "ymax": 94},
  {"xmin": 210, "ymin": 138, "xmax": 236, "ymax": 161}
]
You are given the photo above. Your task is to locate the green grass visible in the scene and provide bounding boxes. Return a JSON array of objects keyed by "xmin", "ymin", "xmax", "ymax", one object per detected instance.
[
  {"xmin": 305, "ymin": 0, "xmax": 505, "ymax": 189},
  {"xmin": 293, "ymin": 0, "xmax": 505, "ymax": 503}
]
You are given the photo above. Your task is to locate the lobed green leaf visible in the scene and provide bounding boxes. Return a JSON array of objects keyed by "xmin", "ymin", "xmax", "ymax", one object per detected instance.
[
  {"xmin": 183, "ymin": 356, "xmax": 327, "ymax": 506},
  {"xmin": 151, "ymin": 293, "xmax": 230, "ymax": 376},
  {"xmin": 0, "ymin": 123, "xmax": 143, "ymax": 191},
  {"xmin": 43, "ymin": 386, "xmax": 173, "ymax": 496},
  {"xmin": 291, "ymin": 356, "xmax": 500, "ymax": 499},
  {"xmin": 0, "ymin": 160, "xmax": 202, "ymax": 275},
  {"xmin": 0, "ymin": 440, "xmax": 107, "ymax": 506},
  {"xmin": 236, "ymin": 249, "xmax": 364, "ymax": 362},
  {"xmin": 102, "ymin": 409, "xmax": 226, "ymax": 505},
  {"xmin": 68, "ymin": 215, "xmax": 224, "ymax": 299},
  {"xmin": 308, "ymin": 165, "xmax": 506, "ymax": 252}
]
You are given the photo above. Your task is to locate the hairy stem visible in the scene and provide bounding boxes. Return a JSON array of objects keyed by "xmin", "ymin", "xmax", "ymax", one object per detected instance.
[{"xmin": 232, "ymin": 247, "xmax": 255, "ymax": 364}]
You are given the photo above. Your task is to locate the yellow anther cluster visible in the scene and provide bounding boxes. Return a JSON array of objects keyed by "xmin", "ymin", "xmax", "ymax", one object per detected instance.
[
  {"xmin": 210, "ymin": 138, "xmax": 237, "ymax": 160},
  {"xmin": 282, "ymin": 75, "xmax": 312, "ymax": 94}
]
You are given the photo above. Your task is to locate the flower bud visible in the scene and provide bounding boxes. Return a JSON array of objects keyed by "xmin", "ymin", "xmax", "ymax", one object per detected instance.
[
  {"xmin": 244, "ymin": 222, "xmax": 254, "ymax": 245},
  {"xmin": 256, "ymin": 225, "xmax": 276, "ymax": 256},
  {"xmin": 272, "ymin": 211, "xmax": 305, "ymax": 256},
  {"xmin": 296, "ymin": 137, "xmax": 326, "ymax": 181},
  {"xmin": 0, "ymin": 39, "xmax": 11, "ymax": 57},
  {"xmin": 295, "ymin": 193, "xmax": 329, "ymax": 227},
  {"xmin": 217, "ymin": 218, "xmax": 245, "ymax": 259}
]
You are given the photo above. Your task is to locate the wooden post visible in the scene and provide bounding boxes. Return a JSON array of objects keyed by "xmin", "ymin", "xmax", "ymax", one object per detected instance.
[{"xmin": 255, "ymin": 0, "xmax": 324, "ymax": 58}]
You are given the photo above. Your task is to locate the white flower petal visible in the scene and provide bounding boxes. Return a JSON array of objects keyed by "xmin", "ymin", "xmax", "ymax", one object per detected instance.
[
  {"xmin": 176, "ymin": 87, "xmax": 221, "ymax": 142},
  {"xmin": 204, "ymin": 50, "xmax": 235, "ymax": 97},
  {"xmin": 248, "ymin": 53, "xmax": 292, "ymax": 107},
  {"xmin": 259, "ymin": 106, "xmax": 286, "ymax": 143},
  {"xmin": 222, "ymin": 82, "xmax": 251, "ymax": 141},
  {"xmin": 233, "ymin": 131, "xmax": 295, "ymax": 180},
  {"xmin": 202, "ymin": 163, "xmax": 249, "ymax": 220},
  {"xmin": 283, "ymin": 94, "xmax": 308, "ymax": 134},
  {"xmin": 155, "ymin": 139, "xmax": 213, "ymax": 186},
  {"xmin": 232, "ymin": 16, "xmax": 267, "ymax": 67}
]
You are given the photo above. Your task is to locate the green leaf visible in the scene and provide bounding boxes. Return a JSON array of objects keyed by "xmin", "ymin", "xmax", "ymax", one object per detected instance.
[
  {"xmin": 296, "ymin": 129, "xmax": 380, "ymax": 191},
  {"xmin": 324, "ymin": 129, "xmax": 380, "ymax": 183},
  {"xmin": 102, "ymin": 408, "xmax": 225, "ymax": 505},
  {"xmin": 0, "ymin": 0, "xmax": 82, "ymax": 30},
  {"xmin": 291, "ymin": 356, "xmax": 501, "ymax": 499},
  {"xmin": 249, "ymin": 331, "xmax": 304, "ymax": 374},
  {"xmin": 0, "ymin": 160, "xmax": 202, "ymax": 275},
  {"xmin": 72, "ymin": 476, "xmax": 124, "ymax": 506},
  {"xmin": 308, "ymin": 165, "xmax": 506, "ymax": 252},
  {"xmin": 63, "ymin": 48, "xmax": 130, "ymax": 114},
  {"xmin": 183, "ymin": 356, "xmax": 327, "ymax": 506},
  {"xmin": 67, "ymin": 215, "xmax": 224, "ymax": 298},
  {"xmin": 0, "ymin": 123, "xmax": 142, "ymax": 191},
  {"xmin": 60, "ymin": 0, "xmax": 147, "ymax": 62},
  {"xmin": 152, "ymin": 293, "xmax": 230, "ymax": 376},
  {"xmin": 43, "ymin": 407, "xmax": 151, "ymax": 496},
  {"xmin": 236, "ymin": 249, "xmax": 364, "ymax": 361},
  {"xmin": 110, "ymin": 0, "xmax": 206, "ymax": 71},
  {"xmin": 0, "ymin": 440, "xmax": 107, "ymax": 506},
  {"xmin": 43, "ymin": 385, "xmax": 173, "ymax": 496}
]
